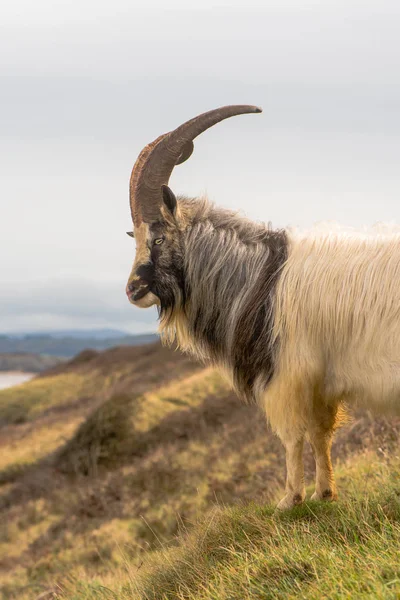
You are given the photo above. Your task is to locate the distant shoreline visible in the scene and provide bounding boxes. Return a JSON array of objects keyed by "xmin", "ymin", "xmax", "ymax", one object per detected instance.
[
  {"xmin": 0, "ymin": 371, "xmax": 35, "ymax": 390},
  {"xmin": 0, "ymin": 333, "xmax": 158, "ymax": 358}
]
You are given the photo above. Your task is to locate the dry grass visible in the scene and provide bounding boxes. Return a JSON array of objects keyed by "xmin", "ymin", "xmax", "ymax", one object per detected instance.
[
  {"xmin": 133, "ymin": 451, "xmax": 400, "ymax": 600},
  {"xmin": 1, "ymin": 341, "xmax": 400, "ymax": 599}
]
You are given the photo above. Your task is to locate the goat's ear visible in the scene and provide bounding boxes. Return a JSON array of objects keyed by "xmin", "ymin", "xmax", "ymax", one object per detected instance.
[
  {"xmin": 126, "ymin": 231, "xmax": 134, "ymax": 238},
  {"xmin": 161, "ymin": 185, "xmax": 177, "ymax": 216}
]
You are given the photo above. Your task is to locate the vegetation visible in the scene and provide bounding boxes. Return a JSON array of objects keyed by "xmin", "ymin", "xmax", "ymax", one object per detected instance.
[
  {"xmin": 135, "ymin": 452, "xmax": 400, "ymax": 600},
  {"xmin": 0, "ymin": 341, "xmax": 399, "ymax": 599}
]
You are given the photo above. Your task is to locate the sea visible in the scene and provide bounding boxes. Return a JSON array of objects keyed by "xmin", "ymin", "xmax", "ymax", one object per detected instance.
[{"xmin": 0, "ymin": 372, "xmax": 34, "ymax": 390}]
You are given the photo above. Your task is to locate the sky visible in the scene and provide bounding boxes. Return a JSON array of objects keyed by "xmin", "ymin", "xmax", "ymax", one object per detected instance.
[{"xmin": 1, "ymin": 0, "xmax": 400, "ymax": 334}]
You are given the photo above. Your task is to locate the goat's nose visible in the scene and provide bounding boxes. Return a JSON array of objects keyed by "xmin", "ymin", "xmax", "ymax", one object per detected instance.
[{"xmin": 126, "ymin": 281, "xmax": 138, "ymax": 295}]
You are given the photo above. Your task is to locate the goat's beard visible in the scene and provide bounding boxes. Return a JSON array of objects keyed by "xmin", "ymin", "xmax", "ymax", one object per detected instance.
[{"xmin": 153, "ymin": 274, "xmax": 185, "ymax": 315}]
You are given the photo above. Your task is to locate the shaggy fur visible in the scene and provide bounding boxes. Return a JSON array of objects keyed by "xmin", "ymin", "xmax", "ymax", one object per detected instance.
[
  {"xmin": 275, "ymin": 225, "xmax": 400, "ymax": 412},
  {"xmin": 258, "ymin": 224, "xmax": 400, "ymax": 508},
  {"xmin": 128, "ymin": 197, "xmax": 400, "ymax": 509},
  {"xmin": 157, "ymin": 197, "xmax": 288, "ymax": 403}
]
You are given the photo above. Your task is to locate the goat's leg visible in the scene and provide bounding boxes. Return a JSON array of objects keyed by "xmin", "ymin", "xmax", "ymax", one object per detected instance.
[
  {"xmin": 276, "ymin": 435, "xmax": 306, "ymax": 510},
  {"xmin": 261, "ymin": 370, "xmax": 308, "ymax": 510},
  {"xmin": 308, "ymin": 403, "xmax": 338, "ymax": 502},
  {"xmin": 261, "ymin": 374, "xmax": 307, "ymax": 510}
]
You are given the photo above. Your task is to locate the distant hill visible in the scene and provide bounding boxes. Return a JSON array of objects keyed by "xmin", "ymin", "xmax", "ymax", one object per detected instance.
[
  {"xmin": 0, "ymin": 352, "xmax": 64, "ymax": 373},
  {"xmin": 0, "ymin": 332, "xmax": 158, "ymax": 358},
  {"xmin": 6, "ymin": 328, "xmax": 131, "ymax": 340}
]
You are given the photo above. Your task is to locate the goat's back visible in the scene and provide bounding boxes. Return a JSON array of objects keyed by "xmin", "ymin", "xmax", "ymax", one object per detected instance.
[{"xmin": 273, "ymin": 225, "xmax": 400, "ymax": 411}]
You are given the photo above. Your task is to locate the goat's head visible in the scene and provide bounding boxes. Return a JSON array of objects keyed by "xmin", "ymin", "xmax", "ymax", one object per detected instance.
[{"xmin": 126, "ymin": 105, "xmax": 262, "ymax": 312}]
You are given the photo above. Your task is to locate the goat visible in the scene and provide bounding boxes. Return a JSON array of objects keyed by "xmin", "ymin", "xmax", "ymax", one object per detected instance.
[{"xmin": 125, "ymin": 105, "xmax": 400, "ymax": 509}]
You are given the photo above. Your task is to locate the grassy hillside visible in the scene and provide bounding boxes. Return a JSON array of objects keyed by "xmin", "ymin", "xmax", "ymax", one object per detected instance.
[
  {"xmin": 0, "ymin": 342, "xmax": 399, "ymax": 599},
  {"xmin": 134, "ymin": 451, "xmax": 400, "ymax": 600}
]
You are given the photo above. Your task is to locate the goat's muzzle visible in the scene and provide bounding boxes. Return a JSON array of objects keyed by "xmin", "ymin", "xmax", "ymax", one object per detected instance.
[{"xmin": 126, "ymin": 280, "xmax": 150, "ymax": 303}]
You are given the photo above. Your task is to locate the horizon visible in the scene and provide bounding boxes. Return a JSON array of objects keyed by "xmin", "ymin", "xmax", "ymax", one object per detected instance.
[{"xmin": 0, "ymin": 327, "xmax": 155, "ymax": 337}]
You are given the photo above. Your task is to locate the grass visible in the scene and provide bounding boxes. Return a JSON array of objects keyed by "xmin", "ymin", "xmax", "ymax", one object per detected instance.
[
  {"xmin": 0, "ymin": 372, "xmax": 91, "ymax": 425},
  {"xmin": 56, "ymin": 367, "xmax": 229, "ymax": 476},
  {"xmin": 0, "ymin": 343, "xmax": 201, "ymax": 483},
  {"xmin": 0, "ymin": 343, "xmax": 200, "ymax": 427},
  {"xmin": 1, "ymin": 342, "xmax": 400, "ymax": 599},
  {"xmin": 0, "ymin": 416, "xmax": 80, "ymax": 483},
  {"xmin": 0, "ymin": 348, "xmax": 245, "ymax": 598},
  {"xmin": 57, "ymin": 451, "xmax": 400, "ymax": 600}
]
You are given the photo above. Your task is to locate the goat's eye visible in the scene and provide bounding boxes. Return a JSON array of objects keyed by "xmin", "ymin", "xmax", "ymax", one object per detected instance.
[
  {"xmin": 154, "ymin": 238, "xmax": 164, "ymax": 245},
  {"xmin": 126, "ymin": 231, "xmax": 134, "ymax": 238}
]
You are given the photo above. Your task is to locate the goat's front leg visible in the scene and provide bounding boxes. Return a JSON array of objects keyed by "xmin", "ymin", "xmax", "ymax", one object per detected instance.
[
  {"xmin": 276, "ymin": 435, "xmax": 306, "ymax": 510},
  {"xmin": 308, "ymin": 406, "xmax": 338, "ymax": 502},
  {"xmin": 261, "ymin": 370, "xmax": 308, "ymax": 510},
  {"xmin": 309, "ymin": 432, "xmax": 337, "ymax": 502}
]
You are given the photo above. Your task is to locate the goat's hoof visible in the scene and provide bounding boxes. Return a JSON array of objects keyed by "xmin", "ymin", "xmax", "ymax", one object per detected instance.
[
  {"xmin": 276, "ymin": 491, "xmax": 305, "ymax": 511},
  {"xmin": 311, "ymin": 489, "xmax": 338, "ymax": 502}
]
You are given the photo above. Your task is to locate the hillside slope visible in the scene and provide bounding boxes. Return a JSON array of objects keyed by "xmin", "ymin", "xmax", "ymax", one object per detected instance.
[
  {"xmin": 134, "ymin": 451, "xmax": 400, "ymax": 600},
  {"xmin": 0, "ymin": 342, "xmax": 399, "ymax": 599}
]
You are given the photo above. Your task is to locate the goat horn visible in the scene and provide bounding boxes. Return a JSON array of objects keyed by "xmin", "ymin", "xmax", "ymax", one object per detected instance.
[{"xmin": 129, "ymin": 105, "xmax": 262, "ymax": 225}]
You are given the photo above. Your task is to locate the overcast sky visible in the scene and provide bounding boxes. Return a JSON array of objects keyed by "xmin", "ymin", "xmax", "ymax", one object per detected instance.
[{"xmin": 1, "ymin": 0, "xmax": 400, "ymax": 334}]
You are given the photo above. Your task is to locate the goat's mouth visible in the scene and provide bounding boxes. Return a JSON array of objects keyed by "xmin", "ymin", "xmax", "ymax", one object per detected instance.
[
  {"xmin": 127, "ymin": 286, "xmax": 159, "ymax": 308},
  {"xmin": 131, "ymin": 287, "xmax": 149, "ymax": 302}
]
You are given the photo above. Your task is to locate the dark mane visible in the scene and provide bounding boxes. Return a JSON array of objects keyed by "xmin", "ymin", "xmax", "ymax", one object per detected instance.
[{"xmin": 161, "ymin": 197, "xmax": 288, "ymax": 402}]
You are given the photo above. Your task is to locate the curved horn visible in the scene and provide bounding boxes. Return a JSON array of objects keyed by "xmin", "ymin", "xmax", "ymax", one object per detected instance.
[{"xmin": 130, "ymin": 104, "xmax": 262, "ymax": 225}]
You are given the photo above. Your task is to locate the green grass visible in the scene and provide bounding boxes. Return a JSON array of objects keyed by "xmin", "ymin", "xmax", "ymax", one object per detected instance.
[
  {"xmin": 131, "ymin": 452, "xmax": 400, "ymax": 600},
  {"xmin": 53, "ymin": 451, "xmax": 398, "ymax": 600},
  {"xmin": 4, "ymin": 450, "xmax": 398, "ymax": 600},
  {"xmin": 0, "ymin": 365, "xmax": 248, "ymax": 599}
]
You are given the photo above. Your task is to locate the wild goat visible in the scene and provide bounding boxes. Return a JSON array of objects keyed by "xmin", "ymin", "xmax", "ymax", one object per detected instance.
[{"xmin": 125, "ymin": 105, "xmax": 400, "ymax": 509}]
